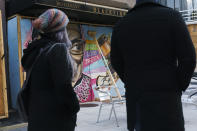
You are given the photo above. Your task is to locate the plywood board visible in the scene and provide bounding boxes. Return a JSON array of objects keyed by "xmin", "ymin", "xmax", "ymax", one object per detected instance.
[
  {"xmin": 188, "ymin": 25, "xmax": 197, "ymax": 57},
  {"xmin": 188, "ymin": 24, "xmax": 197, "ymax": 71},
  {"xmin": 8, "ymin": 16, "xmax": 21, "ymax": 109},
  {"xmin": 7, "ymin": 16, "xmax": 32, "ymax": 109},
  {"xmin": 17, "ymin": 15, "xmax": 24, "ymax": 88},
  {"xmin": 0, "ymin": 10, "xmax": 8, "ymax": 119}
]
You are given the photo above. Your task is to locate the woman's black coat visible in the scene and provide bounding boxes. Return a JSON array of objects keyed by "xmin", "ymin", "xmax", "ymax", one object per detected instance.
[
  {"xmin": 111, "ymin": 1, "xmax": 196, "ymax": 131},
  {"xmin": 22, "ymin": 38, "xmax": 80, "ymax": 131}
]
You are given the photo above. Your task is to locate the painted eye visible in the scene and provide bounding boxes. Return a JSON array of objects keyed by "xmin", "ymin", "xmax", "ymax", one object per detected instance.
[
  {"xmin": 72, "ymin": 45, "xmax": 78, "ymax": 51},
  {"xmin": 71, "ymin": 43, "xmax": 80, "ymax": 50}
]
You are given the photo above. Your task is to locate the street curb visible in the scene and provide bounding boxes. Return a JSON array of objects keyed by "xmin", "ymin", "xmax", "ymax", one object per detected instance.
[{"xmin": 0, "ymin": 123, "xmax": 27, "ymax": 131}]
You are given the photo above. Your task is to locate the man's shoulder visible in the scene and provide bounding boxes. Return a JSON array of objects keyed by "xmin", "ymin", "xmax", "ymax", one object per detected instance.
[
  {"xmin": 113, "ymin": 4, "xmax": 182, "ymax": 31},
  {"xmin": 127, "ymin": 2, "xmax": 177, "ymax": 15},
  {"xmin": 125, "ymin": 4, "xmax": 181, "ymax": 21}
]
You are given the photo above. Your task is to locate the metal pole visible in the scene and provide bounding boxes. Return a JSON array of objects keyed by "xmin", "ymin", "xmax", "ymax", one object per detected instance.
[{"xmin": 174, "ymin": 0, "xmax": 176, "ymax": 10}]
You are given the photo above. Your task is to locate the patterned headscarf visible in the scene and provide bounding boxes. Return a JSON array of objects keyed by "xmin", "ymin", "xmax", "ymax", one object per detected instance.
[{"xmin": 32, "ymin": 9, "xmax": 69, "ymax": 33}]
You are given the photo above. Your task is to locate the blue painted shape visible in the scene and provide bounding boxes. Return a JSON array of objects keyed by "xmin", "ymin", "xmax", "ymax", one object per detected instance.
[
  {"xmin": 110, "ymin": 79, "xmax": 125, "ymax": 97},
  {"xmin": 8, "ymin": 17, "xmax": 20, "ymax": 109},
  {"xmin": 20, "ymin": 18, "xmax": 32, "ymax": 53},
  {"xmin": 83, "ymin": 59, "xmax": 105, "ymax": 73}
]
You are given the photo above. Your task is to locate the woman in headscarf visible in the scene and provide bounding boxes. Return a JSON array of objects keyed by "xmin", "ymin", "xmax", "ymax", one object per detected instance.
[{"xmin": 21, "ymin": 9, "xmax": 80, "ymax": 131}]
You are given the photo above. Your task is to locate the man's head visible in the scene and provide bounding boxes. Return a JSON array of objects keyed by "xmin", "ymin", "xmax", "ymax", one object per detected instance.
[
  {"xmin": 136, "ymin": 0, "xmax": 142, "ymax": 3},
  {"xmin": 128, "ymin": 0, "xmax": 159, "ymax": 8}
]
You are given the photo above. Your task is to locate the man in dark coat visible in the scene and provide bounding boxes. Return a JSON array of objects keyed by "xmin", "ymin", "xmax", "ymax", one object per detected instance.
[{"xmin": 110, "ymin": 0, "xmax": 196, "ymax": 131}]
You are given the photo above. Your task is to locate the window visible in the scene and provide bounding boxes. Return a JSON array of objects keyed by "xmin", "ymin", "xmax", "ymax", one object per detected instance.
[{"xmin": 158, "ymin": 0, "xmax": 167, "ymax": 6}]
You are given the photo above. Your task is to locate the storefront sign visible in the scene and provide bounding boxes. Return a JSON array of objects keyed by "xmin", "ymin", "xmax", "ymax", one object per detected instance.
[{"xmin": 37, "ymin": 0, "xmax": 127, "ymax": 17}]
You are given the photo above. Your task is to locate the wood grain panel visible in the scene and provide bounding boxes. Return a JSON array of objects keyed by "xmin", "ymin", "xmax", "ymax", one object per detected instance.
[
  {"xmin": 0, "ymin": 10, "xmax": 8, "ymax": 119},
  {"xmin": 188, "ymin": 25, "xmax": 197, "ymax": 55},
  {"xmin": 17, "ymin": 15, "xmax": 24, "ymax": 88}
]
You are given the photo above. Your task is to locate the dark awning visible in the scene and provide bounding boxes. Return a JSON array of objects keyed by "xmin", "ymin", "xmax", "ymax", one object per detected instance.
[{"xmin": 7, "ymin": 0, "xmax": 128, "ymax": 25}]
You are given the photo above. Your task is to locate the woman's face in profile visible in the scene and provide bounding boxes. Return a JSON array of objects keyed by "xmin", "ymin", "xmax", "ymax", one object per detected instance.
[
  {"xmin": 68, "ymin": 27, "xmax": 84, "ymax": 63},
  {"xmin": 67, "ymin": 26, "xmax": 85, "ymax": 85}
]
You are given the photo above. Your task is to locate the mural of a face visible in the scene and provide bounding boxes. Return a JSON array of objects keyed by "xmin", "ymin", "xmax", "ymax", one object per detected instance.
[
  {"xmin": 67, "ymin": 24, "xmax": 85, "ymax": 86},
  {"xmin": 70, "ymin": 38, "xmax": 84, "ymax": 64}
]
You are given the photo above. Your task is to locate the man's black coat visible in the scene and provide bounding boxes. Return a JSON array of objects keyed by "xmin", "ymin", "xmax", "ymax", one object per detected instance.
[{"xmin": 111, "ymin": 0, "xmax": 196, "ymax": 131}]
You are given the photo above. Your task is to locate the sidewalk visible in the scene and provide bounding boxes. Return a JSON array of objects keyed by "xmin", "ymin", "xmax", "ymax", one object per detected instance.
[
  {"xmin": 77, "ymin": 102, "xmax": 197, "ymax": 131},
  {"xmin": 0, "ymin": 101, "xmax": 196, "ymax": 131},
  {"xmin": 183, "ymin": 103, "xmax": 197, "ymax": 131},
  {"xmin": 76, "ymin": 102, "xmax": 127, "ymax": 131}
]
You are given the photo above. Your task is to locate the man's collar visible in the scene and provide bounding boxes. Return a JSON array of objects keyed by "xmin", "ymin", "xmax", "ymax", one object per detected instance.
[{"xmin": 136, "ymin": 0, "xmax": 157, "ymax": 5}]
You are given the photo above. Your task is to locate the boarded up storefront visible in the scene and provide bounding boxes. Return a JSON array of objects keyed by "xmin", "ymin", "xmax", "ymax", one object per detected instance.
[
  {"xmin": 7, "ymin": 0, "xmax": 127, "ymax": 107},
  {"xmin": 0, "ymin": 10, "xmax": 8, "ymax": 119},
  {"xmin": 7, "ymin": 15, "xmax": 33, "ymax": 109}
]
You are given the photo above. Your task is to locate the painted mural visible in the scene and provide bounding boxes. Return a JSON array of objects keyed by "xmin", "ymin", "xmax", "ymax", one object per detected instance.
[
  {"xmin": 7, "ymin": 16, "xmax": 124, "ymax": 105},
  {"xmin": 74, "ymin": 74, "xmax": 94, "ymax": 102},
  {"xmin": 73, "ymin": 25, "xmax": 125, "ymax": 103},
  {"xmin": 81, "ymin": 25, "xmax": 120, "ymax": 84},
  {"xmin": 67, "ymin": 24, "xmax": 85, "ymax": 86},
  {"xmin": 8, "ymin": 17, "xmax": 21, "ymax": 109}
]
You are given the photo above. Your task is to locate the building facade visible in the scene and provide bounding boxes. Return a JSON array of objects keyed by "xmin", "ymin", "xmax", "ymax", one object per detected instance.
[
  {"xmin": 2, "ymin": 0, "xmax": 197, "ymax": 122},
  {"xmin": 158, "ymin": 0, "xmax": 197, "ymax": 11},
  {"xmin": 74, "ymin": 0, "xmax": 135, "ymax": 9}
]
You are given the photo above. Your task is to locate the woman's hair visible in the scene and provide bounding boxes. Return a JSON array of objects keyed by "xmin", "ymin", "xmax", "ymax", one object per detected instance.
[
  {"xmin": 43, "ymin": 29, "xmax": 76, "ymax": 79},
  {"xmin": 32, "ymin": 28, "xmax": 41, "ymax": 40},
  {"xmin": 45, "ymin": 29, "xmax": 72, "ymax": 49}
]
